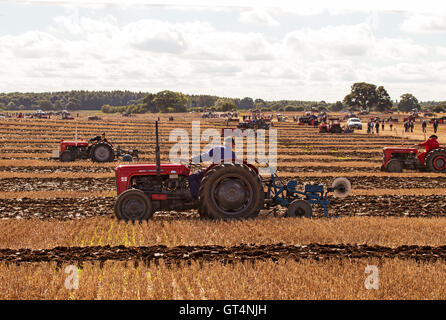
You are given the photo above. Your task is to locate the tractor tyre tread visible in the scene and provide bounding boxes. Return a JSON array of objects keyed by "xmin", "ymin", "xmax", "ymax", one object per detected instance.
[
  {"xmin": 386, "ymin": 159, "xmax": 403, "ymax": 173},
  {"xmin": 198, "ymin": 163, "xmax": 264, "ymax": 220},
  {"xmin": 60, "ymin": 150, "xmax": 74, "ymax": 162},
  {"xmin": 114, "ymin": 189, "xmax": 153, "ymax": 221},
  {"xmin": 91, "ymin": 141, "xmax": 115, "ymax": 162},
  {"xmin": 425, "ymin": 148, "xmax": 446, "ymax": 173}
]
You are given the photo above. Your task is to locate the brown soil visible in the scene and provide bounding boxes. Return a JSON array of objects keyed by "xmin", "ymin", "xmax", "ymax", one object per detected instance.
[
  {"xmin": 1, "ymin": 243, "xmax": 445, "ymax": 266},
  {"xmin": 0, "ymin": 194, "xmax": 444, "ymax": 220},
  {"xmin": 1, "ymin": 176, "xmax": 444, "ymax": 192}
]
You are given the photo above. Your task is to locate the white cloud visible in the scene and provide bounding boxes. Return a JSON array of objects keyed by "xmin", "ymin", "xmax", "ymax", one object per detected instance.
[
  {"xmin": 238, "ymin": 8, "xmax": 280, "ymax": 27},
  {"xmin": 283, "ymin": 24, "xmax": 375, "ymax": 59},
  {"xmin": 1, "ymin": 11, "xmax": 446, "ymax": 101},
  {"xmin": 124, "ymin": 20, "xmax": 188, "ymax": 54},
  {"xmin": 374, "ymin": 38, "xmax": 428, "ymax": 61},
  {"xmin": 400, "ymin": 13, "xmax": 446, "ymax": 34}
]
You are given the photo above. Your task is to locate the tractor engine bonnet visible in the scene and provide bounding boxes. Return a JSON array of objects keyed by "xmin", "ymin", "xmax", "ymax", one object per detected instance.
[
  {"xmin": 116, "ymin": 163, "xmax": 190, "ymax": 176},
  {"xmin": 115, "ymin": 163, "xmax": 190, "ymax": 195},
  {"xmin": 60, "ymin": 140, "xmax": 89, "ymax": 152},
  {"xmin": 383, "ymin": 147, "xmax": 418, "ymax": 154},
  {"xmin": 382, "ymin": 147, "xmax": 418, "ymax": 164}
]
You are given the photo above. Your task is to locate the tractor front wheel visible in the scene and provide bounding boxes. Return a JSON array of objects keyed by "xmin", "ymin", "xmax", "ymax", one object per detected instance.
[
  {"xmin": 60, "ymin": 150, "xmax": 74, "ymax": 162},
  {"xmin": 425, "ymin": 149, "xmax": 446, "ymax": 173},
  {"xmin": 386, "ymin": 159, "xmax": 403, "ymax": 172},
  {"xmin": 286, "ymin": 200, "xmax": 312, "ymax": 218},
  {"xmin": 114, "ymin": 189, "xmax": 153, "ymax": 221}
]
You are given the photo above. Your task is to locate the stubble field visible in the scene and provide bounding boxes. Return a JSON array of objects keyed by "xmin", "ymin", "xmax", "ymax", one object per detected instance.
[{"xmin": 0, "ymin": 111, "xmax": 445, "ymax": 299}]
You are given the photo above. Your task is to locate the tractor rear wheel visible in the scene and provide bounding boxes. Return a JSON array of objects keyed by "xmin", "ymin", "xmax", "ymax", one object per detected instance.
[
  {"xmin": 91, "ymin": 141, "xmax": 114, "ymax": 162},
  {"xmin": 199, "ymin": 163, "xmax": 264, "ymax": 219},
  {"xmin": 198, "ymin": 202, "xmax": 209, "ymax": 219},
  {"xmin": 114, "ymin": 189, "xmax": 153, "ymax": 221},
  {"xmin": 60, "ymin": 150, "xmax": 74, "ymax": 162},
  {"xmin": 425, "ymin": 149, "xmax": 446, "ymax": 173},
  {"xmin": 386, "ymin": 159, "xmax": 403, "ymax": 172},
  {"xmin": 286, "ymin": 200, "xmax": 312, "ymax": 218}
]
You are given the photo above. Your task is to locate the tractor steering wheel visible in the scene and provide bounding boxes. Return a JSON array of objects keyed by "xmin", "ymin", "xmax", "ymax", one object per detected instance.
[{"xmin": 178, "ymin": 158, "xmax": 202, "ymax": 170}]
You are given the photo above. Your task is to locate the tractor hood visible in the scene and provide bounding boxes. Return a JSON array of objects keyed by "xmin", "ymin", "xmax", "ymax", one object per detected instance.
[
  {"xmin": 115, "ymin": 163, "xmax": 190, "ymax": 176},
  {"xmin": 115, "ymin": 163, "xmax": 190, "ymax": 196},
  {"xmin": 383, "ymin": 147, "xmax": 418, "ymax": 153}
]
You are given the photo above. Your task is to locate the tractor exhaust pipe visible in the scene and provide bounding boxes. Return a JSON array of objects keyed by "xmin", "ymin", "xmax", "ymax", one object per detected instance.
[{"xmin": 155, "ymin": 120, "xmax": 161, "ymax": 177}]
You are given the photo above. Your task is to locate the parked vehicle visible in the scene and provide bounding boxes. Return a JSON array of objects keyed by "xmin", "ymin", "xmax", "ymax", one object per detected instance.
[{"xmin": 347, "ymin": 118, "xmax": 363, "ymax": 130}]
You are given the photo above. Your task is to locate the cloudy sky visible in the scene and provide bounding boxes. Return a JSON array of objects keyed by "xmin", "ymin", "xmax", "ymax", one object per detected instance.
[{"xmin": 1, "ymin": 0, "xmax": 446, "ymax": 101}]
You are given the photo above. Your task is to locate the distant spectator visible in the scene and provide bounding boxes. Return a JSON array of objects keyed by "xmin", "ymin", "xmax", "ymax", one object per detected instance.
[
  {"xmin": 404, "ymin": 121, "xmax": 409, "ymax": 132},
  {"xmin": 433, "ymin": 119, "xmax": 439, "ymax": 133},
  {"xmin": 422, "ymin": 120, "xmax": 427, "ymax": 133},
  {"xmin": 381, "ymin": 119, "xmax": 385, "ymax": 131},
  {"xmin": 389, "ymin": 120, "xmax": 393, "ymax": 131},
  {"xmin": 375, "ymin": 121, "xmax": 379, "ymax": 135}
]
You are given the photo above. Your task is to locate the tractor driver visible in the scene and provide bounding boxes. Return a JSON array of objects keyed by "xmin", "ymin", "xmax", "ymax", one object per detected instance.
[
  {"xmin": 187, "ymin": 137, "xmax": 236, "ymax": 200},
  {"xmin": 89, "ymin": 132, "xmax": 107, "ymax": 143},
  {"xmin": 416, "ymin": 135, "xmax": 440, "ymax": 165}
]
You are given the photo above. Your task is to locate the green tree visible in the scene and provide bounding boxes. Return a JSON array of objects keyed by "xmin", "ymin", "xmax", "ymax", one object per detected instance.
[
  {"xmin": 66, "ymin": 98, "xmax": 81, "ymax": 111},
  {"xmin": 152, "ymin": 90, "xmax": 189, "ymax": 113},
  {"xmin": 214, "ymin": 98, "xmax": 232, "ymax": 109},
  {"xmin": 54, "ymin": 100, "xmax": 62, "ymax": 110},
  {"xmin": 141, "ymin": 93, "xmax": 157, "ymax": 112},
  {"xmin": 219, "ymin": 101, "xmax": 237, "ymax": 111},
  {"xmin": 101, "ymin": 104, "xmax": 113, "ymax": 113},
  {"xmin": 375, "ymin": 86, "xmax": 393, "ymax": 112},
  {"xmin": 254, "ymin": 98, "xmax": 267, "ymax": 109},
  {"xmin": 343, "ymin": 82, "xmax": 378, "ymax": 111},
  {"xmin": 37, "ymin": 99, "xmax": 53, "ymax": 110},
  {"xmin": 239, "ymin": 97, "xmax": 254, "ymax": 109},
  {"xmin": 330, "ymin": 101, "xmax": 344, "ymax": 112},
  {"xmin": 7, "ymin": 101, "xmax": 16, "ymax": 110},
  {"xmin": 284, "ymin": 105, "xmax": 298, "ymax": 111},
  {"xmin": 398, "ymin": 93, "xmax": 420, "ymax": 112},
  {"xmin": 432, "ymin": 105, "xmax": 445, "ymax": 113}
]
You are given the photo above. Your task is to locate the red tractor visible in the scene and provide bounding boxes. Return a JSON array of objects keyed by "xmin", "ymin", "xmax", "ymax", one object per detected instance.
[
  {"xmin": 51, "ymin": 134, "xmax": 139, "ymax": 162},
  {"xmin": 319, "ymin": 118, "xmax": 342, "ymax": 133},
  {"xmin": 113, "ymin": 122, "xmax": 351, "ymax": 221},
  {"xmin": 381, "ymin": 146, "xmax": 446, "ymax": 173}
]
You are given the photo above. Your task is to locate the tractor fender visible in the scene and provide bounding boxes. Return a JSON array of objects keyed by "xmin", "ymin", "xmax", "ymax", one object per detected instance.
[{"xmin": 203, "ymin": 160, "xmax": 259, "ymax": 176}]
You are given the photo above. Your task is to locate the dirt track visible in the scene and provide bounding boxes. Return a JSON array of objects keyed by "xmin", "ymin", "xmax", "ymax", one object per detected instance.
[
  {"xmin": 0, "ymin": 195, "xmax": 444, "ymax": 220},
  {"xmin": 1, "ymin": 176, "xmax": 445, "ymax": 192},
  {"xmin": 0, "ymin": 165, "xmax": 379, "ymax": 174},
  {"xmin": 1, "ymin": 243, "xmax": 446, "ymax": 265}
]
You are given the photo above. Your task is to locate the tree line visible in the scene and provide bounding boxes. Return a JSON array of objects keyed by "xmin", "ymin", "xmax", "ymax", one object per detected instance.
[{"xmin": 0, "ymin": 84, "xmax": 445, "ymax": 114}]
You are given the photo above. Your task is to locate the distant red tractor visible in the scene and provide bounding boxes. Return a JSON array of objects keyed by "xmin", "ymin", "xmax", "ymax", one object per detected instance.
[
  {"xmin": 381, "ymin": 147, "xmax": 446, "ymax": 173},
  {"xmin": 52, "ymin": 134, "xmax": 139, "ymax": 162},
  {"xmin": 319, "ymin": 118, "xmax": 342, "ymax": 133}
]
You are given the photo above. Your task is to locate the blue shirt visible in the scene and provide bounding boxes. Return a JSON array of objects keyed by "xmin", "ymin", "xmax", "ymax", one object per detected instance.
[{"xmin": 191, "ymin": 145, "xmax": 236, "ymax": 164}]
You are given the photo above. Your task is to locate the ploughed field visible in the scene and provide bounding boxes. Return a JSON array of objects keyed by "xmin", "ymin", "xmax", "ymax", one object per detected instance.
[{"xmin": 0, "ymin": 111, "xmax": 445, "ymax": 299}]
